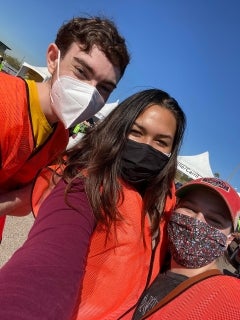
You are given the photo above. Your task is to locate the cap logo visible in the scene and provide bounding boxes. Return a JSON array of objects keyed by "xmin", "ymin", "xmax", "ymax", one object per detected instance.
[{"xmin": 202, "ymin": 177, "xmax": 230, "ymax": 192}]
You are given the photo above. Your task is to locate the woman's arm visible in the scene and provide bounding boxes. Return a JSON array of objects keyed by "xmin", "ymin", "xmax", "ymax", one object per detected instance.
[{"xmin": 0, "ymin": 178, "xmax": 95, "ymax": 320}]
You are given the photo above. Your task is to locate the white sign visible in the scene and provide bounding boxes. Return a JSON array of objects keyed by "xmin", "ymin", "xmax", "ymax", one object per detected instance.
[{"xmin": 177, "ymin": 161, "xmax": 203, "ymax": 179}]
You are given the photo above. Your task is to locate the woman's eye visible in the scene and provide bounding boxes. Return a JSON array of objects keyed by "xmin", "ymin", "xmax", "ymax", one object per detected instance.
[
  {"xmin": 156, "ymin": 139, "xmax": 168, "ymax": 147},
  {"xmin": 176, "ymin": 201, "xmax": 197, "ymax": 214},
  {"xmin": 97, "ymin": 85, "xmax": 112, "ymax": 96},
  {"xmin": 130, "ymin": 129, "xmax": 142, "ymax": 136},
  {"xmin": 178, "ymin": 207, "xmax": 195, "ymax": 215},
  {"xmin": 205, "ymin": 217, "xmax": 222, "ymax": 228}
]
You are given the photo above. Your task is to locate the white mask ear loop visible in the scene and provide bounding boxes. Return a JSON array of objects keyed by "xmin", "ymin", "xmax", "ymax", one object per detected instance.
[
  {"xmin": 56, "ymin": 50, "xmax": 61, "ymax": 79},
  {"xmin": 50, "ymin": 50, "xmax": 61, "ymax": 105}
]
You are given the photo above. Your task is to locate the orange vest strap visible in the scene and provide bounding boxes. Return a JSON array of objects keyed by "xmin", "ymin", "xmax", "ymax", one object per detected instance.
[{"xmin": 141, "ymin": 269, "xmax": 222, "ymax": 319}]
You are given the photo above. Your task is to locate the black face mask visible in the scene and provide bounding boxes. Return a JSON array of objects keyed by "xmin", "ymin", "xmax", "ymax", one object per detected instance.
[{"xmin": 120, "ymin": 139, "xmax": 170, "ymax": 191}]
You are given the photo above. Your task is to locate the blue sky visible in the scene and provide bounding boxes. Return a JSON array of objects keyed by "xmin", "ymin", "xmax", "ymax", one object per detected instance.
[{"xmin": 1, "ymin": 0, "xmax": 240, "ymax": 191}]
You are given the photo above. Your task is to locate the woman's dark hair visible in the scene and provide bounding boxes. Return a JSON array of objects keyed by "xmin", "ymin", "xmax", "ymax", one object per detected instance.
[
  {"xmin": 63, "ymin": 88, "xmax": 186, "ymax": 235},
  {"xmin": 55, "ymin": 16, "xmax": 130, "ymax": 78}
]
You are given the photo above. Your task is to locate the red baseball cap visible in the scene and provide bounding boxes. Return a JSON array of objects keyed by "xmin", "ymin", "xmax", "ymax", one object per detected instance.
[{"xmin": 176, "ymin": 177, "xmax": 240, "ymax": 230}]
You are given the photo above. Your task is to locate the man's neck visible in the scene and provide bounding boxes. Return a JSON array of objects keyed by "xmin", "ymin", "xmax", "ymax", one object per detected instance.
[{"xmin": 36, "ymin": 81, "xmax": 58, "ymax": 125}]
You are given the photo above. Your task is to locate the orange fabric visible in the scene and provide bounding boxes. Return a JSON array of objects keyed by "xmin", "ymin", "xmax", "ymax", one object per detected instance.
[
  {"xmin": 72, "ymin": 184, "xmax": 175, "ymax": 320},
  {"xmin": 0, "ymin": 73, "xmax": 33, "ymax": 188},
  {"xmin": 145, "ymin": 275, "xmax": 240, "ymax": 319},
  {"xmin": 0, "ymin": 72, "xmax": 69, "ymax": 238},
  {"xmin": 31, "ymin": 161, "xmax": 176, "ymax": 320},
  {"xmin": 31, "ymin": 165, "xmax": 63, "ymax": 216}
]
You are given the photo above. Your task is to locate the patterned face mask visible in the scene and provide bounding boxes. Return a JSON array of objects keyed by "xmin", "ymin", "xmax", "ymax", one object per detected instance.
[{"xmin": 167, "ymin": 212, "xmax": 227, "ymax": 268}]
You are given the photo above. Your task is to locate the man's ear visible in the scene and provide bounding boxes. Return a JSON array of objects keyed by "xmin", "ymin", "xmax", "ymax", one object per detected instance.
[{"xmin": 47, "ymin": 43, "xmax": 59, "ymax": 75}]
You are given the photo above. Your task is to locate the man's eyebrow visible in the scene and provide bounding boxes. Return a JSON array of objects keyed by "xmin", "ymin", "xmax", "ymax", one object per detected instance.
[{"xmin": 73, "ymin": 57, "xmax": 117, "ymax": 89}]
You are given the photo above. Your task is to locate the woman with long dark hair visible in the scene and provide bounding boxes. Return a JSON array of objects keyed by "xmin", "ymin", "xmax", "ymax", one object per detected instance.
[{"xmin": 0, "ymin": 88, "xmax": 186, "ymax": 320}]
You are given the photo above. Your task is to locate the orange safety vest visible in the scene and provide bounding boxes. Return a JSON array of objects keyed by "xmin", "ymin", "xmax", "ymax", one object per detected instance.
[
  {"xmin": 143, "ymin": 275, "xmax": 240, "ymax": 320},
  {"xmin": 0, "ymin": 72, "xmax": 69, "ymax": 238},
  {"xmin": 32, "ymin": 168, "xmax": 176, "ymax": 320},
  {"xmin": 72, "ymin": 185, "xmax": 175, "ymax": 320}
]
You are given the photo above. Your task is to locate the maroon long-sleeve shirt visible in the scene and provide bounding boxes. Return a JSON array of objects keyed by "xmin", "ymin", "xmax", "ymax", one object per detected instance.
[{"xmin": 0, "ymin": 178, "xmax": 95, "ymax": 319}]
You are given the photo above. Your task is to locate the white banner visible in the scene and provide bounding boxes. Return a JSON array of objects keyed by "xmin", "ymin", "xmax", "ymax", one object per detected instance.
[{"xmin": 177, "ymin": 161, "xmax": 203, "ymax": 180}]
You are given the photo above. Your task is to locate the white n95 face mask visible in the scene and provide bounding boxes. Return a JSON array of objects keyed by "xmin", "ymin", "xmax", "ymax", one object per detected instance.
[{"xmin": 50, "ymin": 51, "xmax": 104, "ymax": 129}]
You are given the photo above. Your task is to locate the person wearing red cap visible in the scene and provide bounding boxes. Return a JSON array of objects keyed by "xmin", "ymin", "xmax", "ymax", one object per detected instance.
[{"xmin": 131, "ymin": 177, "xmax": 240, "ymax": 320}]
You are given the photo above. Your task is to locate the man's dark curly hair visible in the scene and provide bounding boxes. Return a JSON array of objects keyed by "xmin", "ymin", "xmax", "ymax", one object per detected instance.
[{"xmin": 55, "ymin": 16, "xmax": 130, "ymax": 78}]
